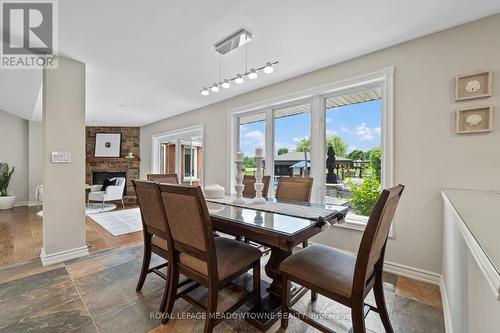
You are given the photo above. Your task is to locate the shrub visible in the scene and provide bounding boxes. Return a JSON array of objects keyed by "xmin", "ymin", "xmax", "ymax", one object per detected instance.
[{"xmin": 348, "ymin": 170, "xmax": 381, "ymax": 216}]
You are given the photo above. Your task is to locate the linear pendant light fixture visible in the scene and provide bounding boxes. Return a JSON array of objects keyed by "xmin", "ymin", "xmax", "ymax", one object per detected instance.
[{"xmin": 200, "ymin": 29, "xmax": 279, "ymax": 96}]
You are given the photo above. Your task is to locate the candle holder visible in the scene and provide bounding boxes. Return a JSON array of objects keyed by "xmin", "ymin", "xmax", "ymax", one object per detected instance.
[
  {"xmin": 253, "ymin": 155, "xmax": 266, "ymax": 204},
  {"xmin": 233, "ymin": 159, "xmax": 246, "ymax": 204}
]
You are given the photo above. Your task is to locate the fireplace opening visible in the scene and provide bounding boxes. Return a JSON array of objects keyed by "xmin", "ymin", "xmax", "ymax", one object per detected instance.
[{"xmin": 92, "ymin": 171, "xmax": 127, "ymax": 195}]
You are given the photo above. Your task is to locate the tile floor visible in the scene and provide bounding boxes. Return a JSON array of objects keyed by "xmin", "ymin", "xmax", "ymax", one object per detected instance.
[{"xmin": 0, "ymin": 244, "xmax": 445, "ymax": 333}]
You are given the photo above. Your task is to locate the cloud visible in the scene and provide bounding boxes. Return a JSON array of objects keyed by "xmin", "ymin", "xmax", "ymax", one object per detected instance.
[
  {"xmin": 292, "ymin": 135, "xmax": 308, "ymax": 143},
  {"xmin": 243, "ymin": 130, "xmax": 264, "ymax": 141},
  {"xmin": 340, "ymin": 124, "xmax": 349, "ymax": 132},
  {"xmin": 326, "ymin": 129, "xmax": 338, "ymax": 136},
  {"xmin": 326, "ymin": 117, "xmax": 332, "ymax": 123},
  {"xmin": 356, "ymin": 123, "xmax": 380, "ymax": 141}
]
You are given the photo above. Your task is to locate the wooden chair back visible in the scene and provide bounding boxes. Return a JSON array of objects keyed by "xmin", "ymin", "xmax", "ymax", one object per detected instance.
[
  {"xmin": 276, "ymin": 177, "xmax": 313, "ymax": 202},
  {"xmin": 352, "ymin": 184, "xmax": 405, "ymax": 295},
  {"xmin": 132, "ymin": 180, "xmax": 170, "ymax": 240},
  {"xmin": 159, "ymin": 184, "xmax": 217, "ymax": 278},
  {"xmin": 147, "ymin": 173, "xmax": 178, "ymax": 184},
  {"xmin": 242, "ymin": 175, "xmax": 271, "ymax": 198}
]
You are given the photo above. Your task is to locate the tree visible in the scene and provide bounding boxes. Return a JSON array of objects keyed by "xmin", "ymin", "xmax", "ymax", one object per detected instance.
[
  {"xmin": 277, "ymin": 147, "xmax": 288, "ymax": 155},
  {"xmin": 348, "ymin": 149, "xmax": 365, "ymax": 161},
  {"xmin": 327, "ymin": 135, "xmax": 348, "ymax": 157},
  {"xmin": 295, "ymin": 135, "xmax": 348, "ymax": 157},
  {"xmin": 369, "ymin": 147, "xmax": 381, "ymax": 180},
  {"xmin": 243, "ymin": 156, "xmax": 256, "ymax": 169},
  {"xmin": 295, "ymin": 138, "xmax": 310, "ymax": 152}
]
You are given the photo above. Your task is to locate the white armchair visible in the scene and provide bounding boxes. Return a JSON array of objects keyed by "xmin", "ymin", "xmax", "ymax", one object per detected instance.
[{"xmin": 88, "ymin": 177, "xmax": 126, "ymax": 210}]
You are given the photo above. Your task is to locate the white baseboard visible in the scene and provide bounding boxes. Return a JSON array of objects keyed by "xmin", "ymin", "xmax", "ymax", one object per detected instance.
[
  {"xmin": 28, "ymin": 201, "xmax": 40, "ymax": 207},
  {"xmin": 14, "ymin": 201, "xmax": 28, "ymax": 207},
  {"xmin": 440, "ymin": 277, "xmax": 453, "ymax": 333},
  {"xmin": 40, "ymin": 246, "xmax": 89, "ymax": 266},
  {"xmin": 383, "ymin": 260, "xmax": 441, "ymax": 285}
]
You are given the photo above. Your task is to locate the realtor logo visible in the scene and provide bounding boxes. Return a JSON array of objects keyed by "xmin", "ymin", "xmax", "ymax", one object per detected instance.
[{"xmin": 1, "ymin": 0, "xmax": 58, "ymax": 69}]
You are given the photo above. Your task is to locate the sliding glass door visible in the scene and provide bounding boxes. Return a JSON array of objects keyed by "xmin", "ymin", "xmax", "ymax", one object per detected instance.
[{"xmin": 152, "ymin": 126, "xmax": 204, "ymax": 186}]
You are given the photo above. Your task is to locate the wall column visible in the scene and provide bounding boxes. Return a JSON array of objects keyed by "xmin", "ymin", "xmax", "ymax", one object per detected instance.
[{"xmin": 41, "ymin": 57, "xmax": 88, "ymax": 265}]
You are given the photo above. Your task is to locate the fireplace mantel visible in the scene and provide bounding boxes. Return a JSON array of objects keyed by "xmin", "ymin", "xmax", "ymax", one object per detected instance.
[
  {"xmin": 86, "ymin": 126, "xmax": 140, "ymax": 202},
  {"xmin": 86, "ymin": 156, "xmax": 141, "ymax": 162}
]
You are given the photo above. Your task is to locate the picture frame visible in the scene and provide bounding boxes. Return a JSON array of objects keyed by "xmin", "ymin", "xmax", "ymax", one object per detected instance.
[
  {"xmin": 455, "ymin": 70, "xmax": 492, "ymax": 101},
  {"xmin": 94, "ymin": 133, "xmax": 122, "ymax": 157},
  {"xmin": 455, "ymin": 106, "xmax": 493, "ymax": 134}
]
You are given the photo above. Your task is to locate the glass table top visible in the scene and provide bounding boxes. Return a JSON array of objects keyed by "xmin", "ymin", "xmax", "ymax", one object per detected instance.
[
  {"xmin": 208, "ymin": 202, "xmax": 318, "ymax": 236},
  {"xmin": 207, "ymin": 199, "xmax": 348, "ymax": 236},
  {"xmin": 443, "ymin": 189, "xmax": 500, "ymax": 275}
]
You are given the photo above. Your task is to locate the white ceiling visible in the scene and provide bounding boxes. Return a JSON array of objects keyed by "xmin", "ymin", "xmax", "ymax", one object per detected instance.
[{"xmin": 1, "ymin": 0, "xmax": 499, "ymax": 126}]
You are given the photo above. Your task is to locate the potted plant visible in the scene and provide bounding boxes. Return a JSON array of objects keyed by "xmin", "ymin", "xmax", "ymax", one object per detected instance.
[{"xmin": 0, "ymin": 162, "xmax": 16, "ymax": 210}]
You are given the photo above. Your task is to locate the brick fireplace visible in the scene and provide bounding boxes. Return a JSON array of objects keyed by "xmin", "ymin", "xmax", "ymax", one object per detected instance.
[{"xmin": 86, "ymin": 127, "xmax": 140, "ymax": 202}]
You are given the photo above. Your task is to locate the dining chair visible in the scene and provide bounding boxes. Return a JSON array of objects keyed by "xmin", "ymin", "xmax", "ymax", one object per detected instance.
[
  {"xmin": 159, "ymin": 183, "xmax": 262, "ymax": 332},
  {"xmin": 242, "ymin": 175, "xmax": 271, "ymax": 199},
  {"xmin": 280, "ymin": 184, "xmax": 405, "ymax": 333},
  {"xmin": 276, "ymin": 176, "xmax": 314, "ymax": 248},
  {"xmin": 275, "ymin": 176, "xmax": 313, "ymax": 202},
  {"xmin": 147, "ymin": 173, "xmax": 179, "ymax": 184},
  {"xmin": 132, "ymin": 180, "xmax": 171, "ymax": 312}
]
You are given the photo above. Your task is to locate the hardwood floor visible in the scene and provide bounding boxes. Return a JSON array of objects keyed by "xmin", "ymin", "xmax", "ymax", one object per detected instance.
[{"xmin": 0, "ymin": 205, "xmax": 142, "ymax": 266}]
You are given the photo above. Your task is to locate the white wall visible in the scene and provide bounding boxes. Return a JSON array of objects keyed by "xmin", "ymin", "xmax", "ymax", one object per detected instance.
[
  {"xmin": 0, "ymin": 110, "xmax": 29, "ymax": 204},
  {"xmin": 140, "ymin": 14, "xmax": 500, "ymax": 275},
  {"xmin": 28, "ymin": 121, "xmax": 43, "ymax": 203},
  {"xmin": 41, "ymin": 57, "xmax": 88, "ymax": 264}
]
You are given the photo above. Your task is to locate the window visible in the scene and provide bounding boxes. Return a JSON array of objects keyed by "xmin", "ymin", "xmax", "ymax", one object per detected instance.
[
  {"xmin": 183, "ymin": 146, "xmax": 195, "ymax": 179},
  {"xmin": 152, "ymin": 125, "xmax": 204, "ymax": 186},
  {"xmin": 239, "ymin": 112, "xmax": 266, "ymax": 176},
  {"xmin": 324, "ymin": 88, "xmax": 382, "ymax": 222},
  {"xmin": 159, "ymin": 140, "xmax": 176, "ymax": 174},
  {"xmin": 230, "ymin": 68, "xmax": 393, "ymax": 229},
  {"xmin": 274, "ymin": 102, "xmax": 311, "ymax": 193}
]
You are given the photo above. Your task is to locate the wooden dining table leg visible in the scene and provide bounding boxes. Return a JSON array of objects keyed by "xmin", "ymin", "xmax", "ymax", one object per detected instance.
[{"xmin": 265, "ymin": 246, "xmax": 292, "ymax": 298}]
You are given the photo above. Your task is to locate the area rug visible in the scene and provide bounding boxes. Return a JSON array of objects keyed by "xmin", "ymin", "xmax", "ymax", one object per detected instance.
[
  {"xmin": 85, "ymin": 203, "xmax": 117, "ymax": 215},
  {"xmin": 88, "ymin": 208, "xmax": 142, "ymax": 236}
]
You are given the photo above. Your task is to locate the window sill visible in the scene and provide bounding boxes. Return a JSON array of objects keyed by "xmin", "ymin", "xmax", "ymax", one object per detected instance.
[{"xmin": 334, "ymin": 212, "xmax": 394, "ymax": 238}]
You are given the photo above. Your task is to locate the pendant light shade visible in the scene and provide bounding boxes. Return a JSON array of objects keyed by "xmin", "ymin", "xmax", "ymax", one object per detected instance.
[
  {"xmin": 264, "ymin": 62, "xmax": 274, "ymax": 74},
  {"xmin": 235, "ymin": 74, "xmax": 244, "ymax": 84},
  {"xmin": 248, "ymin": 68, "xmax": 258, "ymax": 79}
]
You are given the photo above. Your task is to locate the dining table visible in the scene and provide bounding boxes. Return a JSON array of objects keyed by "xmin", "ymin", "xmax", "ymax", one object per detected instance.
[{"xmin": 206, "ymin": 196, "xmax": 349, "ymax": 331}]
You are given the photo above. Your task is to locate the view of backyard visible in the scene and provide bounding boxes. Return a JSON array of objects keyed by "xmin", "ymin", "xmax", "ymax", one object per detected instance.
[{"xmin": 240, "ymin": 93, "xmax": 382, "ymax": 217}]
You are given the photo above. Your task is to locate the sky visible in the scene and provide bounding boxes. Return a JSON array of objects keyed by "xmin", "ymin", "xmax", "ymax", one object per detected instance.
[{"xmin": 239, "ymin": 99, "xmax": 381, "ymax": 157}]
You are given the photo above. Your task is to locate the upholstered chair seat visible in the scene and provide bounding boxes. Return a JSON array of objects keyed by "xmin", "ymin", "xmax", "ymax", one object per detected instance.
[
  {"xmin": 280, "ymin": 244, "xmax": 356, "ymax": 298},
  {"xmin": 180, "ymin": 237, "xmax": 262, "ymax": 280}
]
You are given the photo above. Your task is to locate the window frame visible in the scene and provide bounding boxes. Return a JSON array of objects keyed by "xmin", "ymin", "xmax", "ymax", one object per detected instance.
[
  {"xmin": 228, "ymin": 67, "xmax": 394, "ymax": 233},
  {"xmin": 183, "ymin": 145, "xmax": 197, "ymax": 182},
  {"xmin": 151, "ymin": 124, "xmax": 205, "ymax": 186}
]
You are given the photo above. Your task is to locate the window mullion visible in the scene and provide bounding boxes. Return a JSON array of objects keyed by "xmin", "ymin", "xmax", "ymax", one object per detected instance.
[
  {"xmin": 310, "ymin": 96, "xmax": 325, "ymax": 204},
  {"xmin": 265, "ymin": 108, "xmax": 274, "ymax": 198}
]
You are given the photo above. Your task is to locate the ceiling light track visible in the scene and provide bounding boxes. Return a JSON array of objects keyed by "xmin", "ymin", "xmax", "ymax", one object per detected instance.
[
  {"xmin": 200, "ymin": 61, "xmax": 278, "ymax": 96},
  {"xmin": 201, "ymin": 29, "xmax": 279, "ymax": 96}
]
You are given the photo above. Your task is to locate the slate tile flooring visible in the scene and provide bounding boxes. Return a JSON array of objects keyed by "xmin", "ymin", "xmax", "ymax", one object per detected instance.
[{"xmin": 0, "ymin": 244, "xmax": 445, "ymax": 333}]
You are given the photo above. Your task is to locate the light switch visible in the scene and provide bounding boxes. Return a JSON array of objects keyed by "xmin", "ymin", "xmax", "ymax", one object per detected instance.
[{"xmin": 51, "ymin": 152, "xmax": 71, "ymax": 163}]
